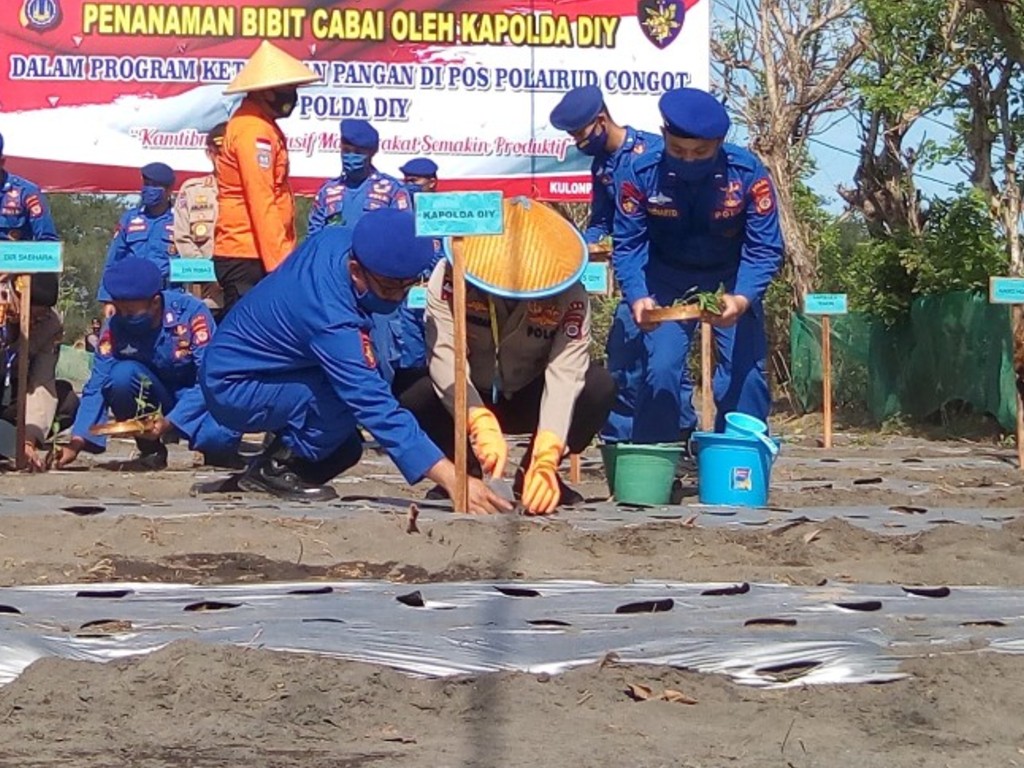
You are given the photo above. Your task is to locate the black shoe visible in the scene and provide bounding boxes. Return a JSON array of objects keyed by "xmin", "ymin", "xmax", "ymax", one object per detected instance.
[
  {"xmin": 201, "ymin": 450, "xmax": 248, "ymax": 470},
  {"xmin": 135, "ymin": 440, "xmax": 168, "ymax": 471},
  {"xmin": 425, "ymin": 484, "xmax": 449, "ymax": 501},
  {"xmin": 512, "ymin": 469, "xmax": 584, "ymax": 508},
  {"xmin": 238, "ymin": 451, "xmax": 337, "ymax": 502}
]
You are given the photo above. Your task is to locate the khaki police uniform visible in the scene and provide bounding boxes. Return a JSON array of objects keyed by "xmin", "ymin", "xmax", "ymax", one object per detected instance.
[{"xmin": 173, "ymin": 174, "xmax": 224, "ymax": 309}]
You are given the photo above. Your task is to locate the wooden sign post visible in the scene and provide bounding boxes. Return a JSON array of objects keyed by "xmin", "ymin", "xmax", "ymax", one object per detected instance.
[
  {"xmin": 989, "ymin": 277, "xmax": 1024, "ymax": 468},
  {"xmin": 415, "ymin": 191, "xmax": 504, "ymax": 512},
  {"xmin": 0, "ymin": 240, "xmax": 64, "ymax": 470},
  {"xmin": 804, "ymin": 293, "xmax": 849, "ymax": 449},
  {"xmin": 700, "ymin": 321, "xmax": 713, "ymax": 431}
]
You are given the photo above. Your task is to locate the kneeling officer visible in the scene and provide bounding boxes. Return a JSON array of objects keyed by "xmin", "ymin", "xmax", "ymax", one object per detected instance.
[
  {"xmin": 59, "ymin": 259, "xmax": 242, "ymax": 469},
  {"xmin": 200, "ymin": 208, "xmax": 512, "ymax": 512}
]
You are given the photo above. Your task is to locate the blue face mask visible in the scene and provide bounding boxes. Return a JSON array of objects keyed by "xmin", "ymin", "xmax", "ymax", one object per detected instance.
[
  {"xmin": 355, "ymin": 286, "xmax": 402, "ymax": 315},
  {"xmin": 140, "ymin": 185, "xmax": 166, "ymax": 208},
  {"xmin": 111, "ymin": 311, "xmax": 155, "ymax": 338},
  {"xmin": 576, "ymin": 123, "xmax": 608, "ymax": 157},
  {"xmin": 665, "ymin": 154, "xmax": 718, "ymax": 182},
  {"xmin": 342, "ymin": 152, "xmax": 370, "ymax": 180}
]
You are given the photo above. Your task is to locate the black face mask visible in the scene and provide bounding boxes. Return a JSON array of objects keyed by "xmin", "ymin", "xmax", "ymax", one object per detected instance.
[{"xmin": 264, "ymin": 87, "xmax": 297, "ymax": 119}]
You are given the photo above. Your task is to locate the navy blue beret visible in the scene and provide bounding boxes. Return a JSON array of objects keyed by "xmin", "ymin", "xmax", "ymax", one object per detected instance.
[
  {"xmin": 340, "ymin": 118, "xmax": 379, "ymax": 150},
  {"xmin": 141, "ymin": 162, "xmax": 175, "ymax": 187},
  {"xmin": 102, "ymin": 258, "xmax": 163, "ymax": 301},
  {"xmin": 399, "ymin": 157, "xmax": 438, "ymax": 177},
  {"xmin": 658, "ymin": 88, "xmax": 730, "ymax": 139},
  {"xmin": 351, "ymin": 209, "xmax": 435, "ymax": 280},
  {"xmin": 550, "ymin": 86, "xmax": 604, "ymax": 132}
]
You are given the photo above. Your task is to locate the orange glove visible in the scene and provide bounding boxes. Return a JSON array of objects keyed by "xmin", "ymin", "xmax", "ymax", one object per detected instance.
[
  {"xmin": 468, "ymin": 407, "xmax": 508, "ymax": 479},
  {"xmin": 522, "ymin": 430, "xmax": 564, "ymax": 515}
]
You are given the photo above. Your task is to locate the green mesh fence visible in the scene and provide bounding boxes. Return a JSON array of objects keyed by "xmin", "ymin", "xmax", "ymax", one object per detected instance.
[
  {"xmin": 55, "ymin": 345, "xmax": 93, "ymax": 388},
  {"xmin": 790, "ymin": 291, "xmax": 1018, "ymax": 429}
]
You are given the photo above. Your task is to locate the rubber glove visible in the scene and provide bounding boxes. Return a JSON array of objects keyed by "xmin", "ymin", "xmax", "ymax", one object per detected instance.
[
  {"xmin": 522, "ymin": 430, "xmax": 564, "ymax": 515},
  {"xmin": 468, "ymin": 407, "xmax": 507, "ymax": 479}
]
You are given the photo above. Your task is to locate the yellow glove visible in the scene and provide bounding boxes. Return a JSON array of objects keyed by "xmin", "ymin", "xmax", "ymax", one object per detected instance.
[
  {"xmin": 522, "ymin": 430, "xmax": 564, "ymax": 515},
  {"xmin": 468, "ymin": 407, "xmax": 508, "ymax": 479}
]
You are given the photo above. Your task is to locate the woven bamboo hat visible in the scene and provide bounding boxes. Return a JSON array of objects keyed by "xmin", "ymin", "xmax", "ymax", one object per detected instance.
[
  {"xmin": 224, "ymin": 40, "xmax": 320, "ymax": 95},
  {"xmin": 444, "ymin": 197, "xmax": 588, "ymax": 299}
]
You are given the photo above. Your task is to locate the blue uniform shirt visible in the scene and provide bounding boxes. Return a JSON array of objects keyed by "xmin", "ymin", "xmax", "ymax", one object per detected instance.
[
  {"xmin": 0, "ymin": 172, "xmax": 58, "ymax": 242},
  {"xmin": 307, "ymin": 170, "xmax": 411, "ymax": 236},
  {"xmin": 611, "ymin": 142, "xmax": 784, "ymax": 306},
  {"xmin": 202, "ymin": 228, "xmax": 444, "ymax": 483},
  {"xmin": 72, "ymin": 291, "xmax": 218, "ymax": 449},
  {"xmin": 584, "ymin": 127, "xmax": 662, "ymax": 246},
  {"xmin": 98, "ymin": 205, "xmax": 176, "ymax": 302}
]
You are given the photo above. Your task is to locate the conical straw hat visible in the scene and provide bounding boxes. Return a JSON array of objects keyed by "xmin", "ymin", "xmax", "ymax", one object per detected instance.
[
  {"xmin": 224, "ymin": 40, "xmax": 320, "ymax": 95},
  {"xmin": 445, "ymin": 197, "xmax": 588, "ymax": 299}
]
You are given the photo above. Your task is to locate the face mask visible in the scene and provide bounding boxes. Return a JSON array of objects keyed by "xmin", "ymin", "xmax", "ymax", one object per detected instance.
[
  {"xmin": 266, "ymin": 88, "xmax": 297, "ymax": 119},
  {"xmin": 140, "ymin": 185, "xmax": 166, "ymax": 208},
  {"xmin": 342, "ymin": 152, "xmax": 370, "ymax": 180},
  {"xmin": 355, "ymin": 285, "xmax": 402, "ymax": 315},
  {"xmin": 111, "ymin": 311, "xmax": 155, "ymax": 337},
  {"xmin": 576, "ymin": 123, "xmax": 608, "ymax": 157},
  {"xmin": 665, "ymin": 155, "xmax": 718, "ymax": 182}
]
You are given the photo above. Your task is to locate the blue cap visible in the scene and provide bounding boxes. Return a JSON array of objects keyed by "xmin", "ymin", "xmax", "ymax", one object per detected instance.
[
  {"xmin": 351, "ymin": 209, "xmax": 435, "ymax": 280},
  {"xmin": 658, "ymin": 88, "xmax": 730, "ymax": 139},
  {"xmin": 140, "ymin": 162, "xmax": 175, "ymax": 187},
  {"xmin": 550, "ymin": 86, "xmax": 604, "ymax": 132},
  {"xmin": 340, "ymin": 119, "xmax": 379, "ymax": 150},
  {"xmin": 102, "ymin": 258, "xmax": 163, "ymax": 301},
  {"xmin": 399, "ymin": 157, "xmax": 438, "ymax": 177}
]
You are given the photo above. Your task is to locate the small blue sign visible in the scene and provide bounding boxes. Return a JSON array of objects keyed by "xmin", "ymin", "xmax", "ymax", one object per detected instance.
[
  {"xmin": 415, "ymin": 191, "xmax": 504, "ymax": 237},
  {"xmin": 804, "ymin": 293, "xmax": 848, "ymax": 315},
  {"xmin": 989, "ymin": 277, "xmax": 1024, "ymax": 304},
  {"xmin": 169, "ymin": 259, "xmax": 217, "ymax": 283},
  {"xmin": 581, "ymin": 262, "xmax": 609, "ymax": 294},
  {"xmin": 0, "ymin": 241, "xmax": 63, "ymax": 273},
  {"xmin": 406, "ymin": 285, "xmax": 428, "ymax": 309}
]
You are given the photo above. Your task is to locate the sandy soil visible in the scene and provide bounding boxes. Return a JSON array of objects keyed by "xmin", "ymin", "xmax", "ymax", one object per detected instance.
[{"xmin": 0, "ymin": 430, "xmax": 1023, "ymax": 766}]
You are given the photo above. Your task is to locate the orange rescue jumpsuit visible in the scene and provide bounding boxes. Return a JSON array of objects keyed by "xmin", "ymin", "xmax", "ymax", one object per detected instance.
[{"xmin": 214, "ymin": 97, "xmax": 296, "ymax": 272}]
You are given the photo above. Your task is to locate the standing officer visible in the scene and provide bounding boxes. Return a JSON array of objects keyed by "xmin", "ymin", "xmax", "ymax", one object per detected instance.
[
  {"xmin": 174, "ymin": 122, "xmax": 227, "ymax": 317},
  {"xmin": 399, "ymin": 198, "xmax": 617, "ymax": 515},
  {"xmin": 98, "ymin": 162, "xmax": 178, "ymax": 315},
  {"xmin": 612, "ymin": 87, "xmax": 784, "ymax": 441},
  {"xmin": 215, "ymin": 41, "xmax": 320, "ymax": 311},
  {"xmin": 0, "ymin": 132, "xmax": 59, "ymax": 243},
  {"xmin": 306, "ymin": 119, "xmax": 411, "ymax": 236},
  {"xmin": 400, "ymin": 157, "xmax": 439, "ymax": 194},
  {"xmin": 200, "ymin": 208, "xmax": 512, "ymax": 513},
  {"xmin": 549, "ymin": 86, "xmax": 696, "ymax": 445},
  {"xmin": 59, "ymin": 258, "xmax": 242, "ymax": 470}
]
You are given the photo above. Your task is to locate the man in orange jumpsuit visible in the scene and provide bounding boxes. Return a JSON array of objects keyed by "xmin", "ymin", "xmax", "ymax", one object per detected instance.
[{"xmin": 214, "ymin": 40, "xmax": 320, "ymax": 312}]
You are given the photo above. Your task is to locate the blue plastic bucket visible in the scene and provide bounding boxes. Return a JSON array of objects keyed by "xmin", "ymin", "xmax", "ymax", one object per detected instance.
[
  {"xmin": 691, "ymin": 431, "xmax": 779, "ymax": 507},
  {"xmin": 723, "ymin": 412, "xmax": 779, "ymax": 458}
]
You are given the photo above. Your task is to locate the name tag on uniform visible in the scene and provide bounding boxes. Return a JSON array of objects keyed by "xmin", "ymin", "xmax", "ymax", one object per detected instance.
[
  {"xmin": 581, "ymin": 262, "xmax": 609, "ymax": 294},
  {"xmin": 169, "ymin": 258, "xmax": 217, "ymax": 283},
  {"xmin": 406, "ymin": 286, "xmax": 428, "ymax": 309}
]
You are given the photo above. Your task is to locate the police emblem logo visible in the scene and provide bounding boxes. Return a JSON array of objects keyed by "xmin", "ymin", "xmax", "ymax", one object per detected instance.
[
  {"xmin": 750, "ymin": 178, "xmax": 776, "ymax": 215},
  {"xmin": 255, "ymin": 139, "xmax": 273, "ymax": 170},
  {"xmin": 722, "ymin": 181, "xmax": 743, "ymax": 209},
  {"xmin": 637, "ymin": 0, "xmax": 684, "ymax": 49},
  {"xmin": 25, "ymin": 194, "xmax": 43, "ymax": 218},
  {"xmin": 618, "ymin": 181, "xmax": 645, "ymax": 216},
  {"xmin": 193, "ymin": 223, "xmax": 208, "ymax": 238},
  {"xmin": 19, "ymin": 0, "xmax": 62, "ymax": 32}
]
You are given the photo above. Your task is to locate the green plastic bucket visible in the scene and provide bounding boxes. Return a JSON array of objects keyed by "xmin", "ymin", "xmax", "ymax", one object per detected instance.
[{"xmin": 599, "ymin": 443, "xmax": 685, "ymax": 505}]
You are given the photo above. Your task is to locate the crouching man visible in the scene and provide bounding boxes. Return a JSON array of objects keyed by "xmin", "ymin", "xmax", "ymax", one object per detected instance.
[
  {"xmin": 199, "ymin": 208, "xmax": 512, "ymax": 513},
  {"xmin": 58, "ymin": 259, "xmax": 242, "ymax": 470},
  {"xmin": 398, "ymin": 198, "xmax": 617, "ymax": 515}
]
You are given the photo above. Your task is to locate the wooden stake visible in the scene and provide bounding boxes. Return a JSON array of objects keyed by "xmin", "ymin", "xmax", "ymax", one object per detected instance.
[
  {"xmin": 15, "ymin": 276, "xmax": 31, "ymax": 471},
  {"xmin": 569, "ymin": 453, "xmax": 581, "ymax": 484},
  {"xmin": 700, "ymin": 320, "xmax": 713, "ymax": 431},
  {"xmin": 452, "ymin": 243, "xmax": 469, "ymax": 513},
  {"xmin": 822, "ymin": 314, "xmax": 833, "ymax": 449}
]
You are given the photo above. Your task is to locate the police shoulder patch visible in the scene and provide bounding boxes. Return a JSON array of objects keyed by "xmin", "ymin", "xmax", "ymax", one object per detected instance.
[
  {"xmin": 618, "ymin": 181, "xmax": 645, "ymax": 217},
  {"xmin": 190, "ymin": 313, "xmax": 211, "ymax": 346},
  {"xmin": 360, "ymin": 329, "xmax": 377, "ymax": 368},
  {"xmin": 750, "ymin": 177, "xmax": 776, "ymax": 215}
]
